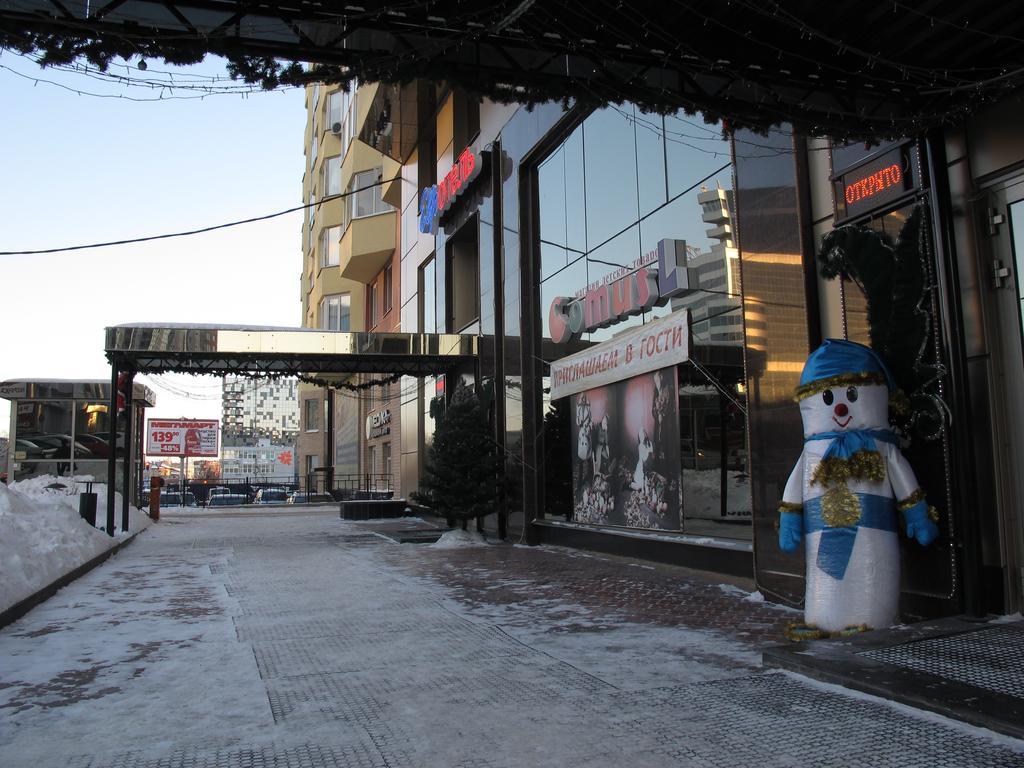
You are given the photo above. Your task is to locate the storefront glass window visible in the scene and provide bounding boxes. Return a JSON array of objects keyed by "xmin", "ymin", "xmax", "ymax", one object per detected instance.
[
  {"xmin": 584, "ymin": 108, "xmax": 640, "ymax": 248},
  {"xmin": 16, "ymin": 400, "xmax": 76, "ymax": 470},
  {"xmin": 634, "ymin": 110, "xmax": 668, "ymax": 217},
  {"xmin": 74, "ymin": 402, "xmax": 115, "ymax": 460},
  {"xmin": 536, "ymin": 104, "xmax": 749, "ymax": 538},
  {"xmin": 678, "ymin": 370, "xmax": 751, "ymax": 536}
]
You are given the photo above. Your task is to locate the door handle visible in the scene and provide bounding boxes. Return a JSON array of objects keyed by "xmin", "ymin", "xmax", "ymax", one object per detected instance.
[{"xmin": 993, "ymin": 259, "xmax": 1011, "ymax": 289}]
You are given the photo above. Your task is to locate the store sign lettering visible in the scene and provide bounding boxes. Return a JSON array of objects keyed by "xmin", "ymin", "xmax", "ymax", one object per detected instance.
[
  {"xmin": 0, "ymin": 381, "xmax": 27, "ymax": 399},
  {"xmin": 365, "ymin": 409, "xmax": 392, "ymax": 439},
  {"xmin": 549, "ymin": 239, "xmax": 692, "ymax": 344},
  {"xmin": 549, "ymin": 311, "xmax": 691, "ymax": 400},
  {"xmin": 419, "ymin": 147, "xmax": 483, "ymax": 234},
  {"xmin": 834, "ymin": 143, "xmax": 919, "ymax": 223},
  {"xmin": 844, "ymin": 163, "xmax": 902, "ymax": 205}
]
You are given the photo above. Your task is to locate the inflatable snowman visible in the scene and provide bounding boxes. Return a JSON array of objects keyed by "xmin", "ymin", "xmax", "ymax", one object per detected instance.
[{"xmin": 778, "ymin": 339, "xmax": 939, "ymax": 636}]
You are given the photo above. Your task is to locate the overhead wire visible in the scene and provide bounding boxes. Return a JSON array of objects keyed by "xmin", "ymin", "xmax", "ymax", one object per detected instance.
[{"xmin": 0, "ymin": 173, "xmax": 401, "ymax": 256}]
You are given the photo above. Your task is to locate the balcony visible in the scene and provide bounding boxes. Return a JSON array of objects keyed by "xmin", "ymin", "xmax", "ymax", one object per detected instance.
[{"xmin": 339, "ymin": 210, "xmax": 397, "ymax": 283}]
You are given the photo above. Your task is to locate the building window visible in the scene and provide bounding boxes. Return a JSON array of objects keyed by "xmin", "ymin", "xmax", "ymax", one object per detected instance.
[
  {"xmin": 420, "ymin": 257, "xmax": 436, "ymax": 334},
  {"xmin": 322, "ymin": 155, "xmax": 341, "ymax": 197},
  {"xmin": 367, "ymin": 282, "xmax": 378, "ymax": 328},
  {"xmin": 382, "ymin": 442, "xmax": 392, "ymax": 478},
  {"xmin": 321, "ymin": 293, "xmax": 351, "ymax": 331},
  {"xmin": 308, "ymin": 192, "xmax": 316, "ymax": 229},
  {"xmin": 328, "ymin": 89, "xmax": 343, "ymax": 130},
  {"xmin": 304, "ymin": 399, "xmax": 320, "ymax": 432},
  {"xmin": 320, "ymin": 225, "xmax": 341, "ymax": 268},
  {"xmin": 344, "ymin": 89, "xmax": 358, "ymax": 148},
  {"xmin": 367, "ymin": 445, "xmax": 376, "ymax": 476},
  {"xmin": 383, "ymin": 263, "xmax": 393, "ymax": 314},
  {"xmin": 350, "ymin": 168, "xmax": 393, "ymax": 219},
  {"xmin": 447, "ymin": 223, "xmax": 479, "ymax": 332}
]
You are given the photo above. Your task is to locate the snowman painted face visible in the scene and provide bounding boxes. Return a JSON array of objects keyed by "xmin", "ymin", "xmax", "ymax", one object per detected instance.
[{"xmin": 799, "ymin": 382, "xmax": 889, "ymax": 437}]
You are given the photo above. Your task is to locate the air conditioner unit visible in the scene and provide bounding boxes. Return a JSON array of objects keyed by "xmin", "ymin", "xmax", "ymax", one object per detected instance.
[{"xmin": 331, "ymin": 122, "xmax": 343, "ymax": 135}]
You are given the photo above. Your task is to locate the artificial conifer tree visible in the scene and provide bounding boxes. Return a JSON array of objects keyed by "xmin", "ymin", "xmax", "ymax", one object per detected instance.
[
  {"xmin": 412, "ymin": 379, "xmax": 503, "ymax": 523},
  {"xmin": 542, "ymin": 398, "xmax": 573, "ymax": 519}
]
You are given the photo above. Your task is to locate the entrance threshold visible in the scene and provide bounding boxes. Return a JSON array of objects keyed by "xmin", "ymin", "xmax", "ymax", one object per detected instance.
[
  {"xmin": 534, "ymin": 519, "xmax": 753, "ymax": 578},
  {"xmin": 763, "ymin": 615, "xmax": 1024, "ymax": 740}
]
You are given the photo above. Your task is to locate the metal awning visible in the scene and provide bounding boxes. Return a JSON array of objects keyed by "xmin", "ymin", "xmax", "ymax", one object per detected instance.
[
  {"xmin": 4, "ymin": 2, "xmax": 1024, "ymax": 139},
  {"xmin": 104, "ymin": 323, "xmax": 478, "ymax": 376},
  {"xmin": 0, "ymin": 378, "xmax": 155, "ymax": 405}
]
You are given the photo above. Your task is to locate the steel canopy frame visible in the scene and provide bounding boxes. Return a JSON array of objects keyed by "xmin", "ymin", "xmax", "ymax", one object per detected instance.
[
  {"xmin": 103, "ymin": 323, "xmax": 478, "ymax": 376},
  {"xmin": 4, "ymin": 1, "xmax": 1024, "ymax": 139},
  {"xmin": 102, "ymin": 323, "xmax": 478, "ymax": 529}
]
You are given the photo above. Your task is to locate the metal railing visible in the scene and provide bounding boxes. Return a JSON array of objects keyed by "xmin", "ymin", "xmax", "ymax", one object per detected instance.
[{"xmin": 144, "ymin": 472, "xmax": 395, "ymax": 507}]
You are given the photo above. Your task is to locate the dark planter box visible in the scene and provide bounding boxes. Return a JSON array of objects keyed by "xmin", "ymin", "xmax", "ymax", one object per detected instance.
[{"xmin": 340, "ymin": 499, "xmax": 409, "ymax": 520}]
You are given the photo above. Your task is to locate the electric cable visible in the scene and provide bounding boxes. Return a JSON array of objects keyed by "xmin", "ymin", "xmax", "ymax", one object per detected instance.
[{"xmin": 0, "ymin": 174, "xmax": 401, "ymax": 256}]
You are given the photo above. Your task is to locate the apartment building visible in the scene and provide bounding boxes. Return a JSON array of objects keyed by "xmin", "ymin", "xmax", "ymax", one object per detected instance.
[{"xmin": 297, "ymin": 81, "xmax": 401, "ymax": 494}]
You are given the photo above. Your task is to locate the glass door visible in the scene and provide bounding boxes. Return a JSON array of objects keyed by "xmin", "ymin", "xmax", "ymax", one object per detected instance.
[{"xmin": 984, "ymin": 181, "xmax": 1024, "ymax": 614}]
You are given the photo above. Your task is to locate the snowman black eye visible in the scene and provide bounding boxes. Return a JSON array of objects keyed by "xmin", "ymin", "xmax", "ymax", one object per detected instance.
[
  {"xmin": 822, "ymin": 390, "xmax": 834, "ymax": 406},
  {"xmin": 847, "ymin": 386, "xmax": 859, "ymax": 402}
]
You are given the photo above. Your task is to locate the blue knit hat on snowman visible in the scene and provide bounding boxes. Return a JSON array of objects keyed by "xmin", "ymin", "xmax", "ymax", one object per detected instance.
[
  {"xmin": 796, "ymin": 339, "xmax": 899, "ymax": 460},
  {"xmin": 795, "ymin": 338, "xmax": 895, "ymax": 403}
]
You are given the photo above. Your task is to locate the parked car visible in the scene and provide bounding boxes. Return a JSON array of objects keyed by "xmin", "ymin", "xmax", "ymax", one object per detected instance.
[
  {"xmin": 26, "ymin": 434, "xmax": 93, "ymax": 459},
  {"xmin": 287, "ymin": 491, "xmax": 334, "ymax": 504},
  {"xmin": 157, "ymin": 490, "xmax": 196, "ymax": 507},
  {"xmin": 254, "ymin": 487, "xmax": 290, "ymax": 504},
  {"xmin": 15, "ymin": 438, "xmax": 58, "ymax": 459},
  {"xmin": 206, "ymin": 493, "xmax": 249, "ymax": 507},
  {"xmin": 203, "ymin": 486, "xmax": 231, "ymax": 506},
  {"xmin": 74, "ymin": 433, "xmax": 111, "ymax": 457}
]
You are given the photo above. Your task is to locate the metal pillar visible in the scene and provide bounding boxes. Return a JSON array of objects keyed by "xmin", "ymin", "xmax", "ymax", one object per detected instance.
[
  {"xmin": 325, "ymin": 388, "xmax": 335, "ymax": 493},
  {"xmin": 121, "ymin": 371, "xmax": 133, "ymax": 533},
  {"xmin": 106, "ymin": 359, "xmax": 119, "ymax": 536}
]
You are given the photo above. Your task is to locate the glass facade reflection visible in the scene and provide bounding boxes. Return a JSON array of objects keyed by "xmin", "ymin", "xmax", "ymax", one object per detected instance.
[
  {"xmin": 533, "ymin": 105, "xmax": 750, "ymax": 539},
  {"xmin": 4, "ymin": 382, "xmax": 151, "ymax": 497},
  {"xmin": 733, "ymin": 127, "xmax": 815, "ymax": 599}
]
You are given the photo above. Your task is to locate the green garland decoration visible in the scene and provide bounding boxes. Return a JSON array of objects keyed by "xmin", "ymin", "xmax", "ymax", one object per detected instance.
[{"xmin": 122, "ymin": 366, "xmax": 406, "ymax": 393}]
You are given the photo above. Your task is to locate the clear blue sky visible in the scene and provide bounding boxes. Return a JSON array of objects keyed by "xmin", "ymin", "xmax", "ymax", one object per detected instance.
[{"xmin": 0, "ymin": 52, "xmax": 306, "ymax": 436}]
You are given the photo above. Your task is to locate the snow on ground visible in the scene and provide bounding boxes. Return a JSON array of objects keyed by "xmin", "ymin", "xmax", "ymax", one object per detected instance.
[
  {"xmin": 0, "ymin": 475, "xmax": 151, "ymax": 615},
  {"xmin": 429, "ymin": 527, "xmax": 490, "ymax": 548},
  {"xmin": 716, "ymin": 582, "xmax": 801, "ymax": 610},
  {"xmin": 0, "ymin": 512, "xmax": 1021, "ymax": 768}
]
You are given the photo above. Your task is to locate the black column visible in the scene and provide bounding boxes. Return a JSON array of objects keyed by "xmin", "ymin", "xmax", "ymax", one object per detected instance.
[
  {"xmin": 121, "ymin": 371, "xmax": 134, "ymax": 533},
  {"xmin": 106, "ymin": 359, "xmax": 119, "ymax": 536},
  {"xmin": 325, "ymin": 388, "xmax": 335, "ymax": 494}
]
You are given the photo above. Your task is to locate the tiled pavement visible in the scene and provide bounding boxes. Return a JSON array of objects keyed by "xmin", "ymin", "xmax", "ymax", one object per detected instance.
[{"xmin": 1, "ymin": 510, "xmax": 1022, "ymax": 767}]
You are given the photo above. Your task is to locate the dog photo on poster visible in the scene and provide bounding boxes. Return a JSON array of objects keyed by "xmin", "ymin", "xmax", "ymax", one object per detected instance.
[{"xmin": 570, "ymin": 366, "xmax": 683, "ymax": 530}]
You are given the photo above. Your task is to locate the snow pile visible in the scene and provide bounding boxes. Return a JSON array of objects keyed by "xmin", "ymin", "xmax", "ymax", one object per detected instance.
[
  {"xmin": 717, "ymin": 582, "xmax": 800, "ymax": 611},
  {"xmin": 0, "ymin": 476, "xmax": 151, "ymax": 614},
  {"xmin": 430, "ymin": 529, "xmax": 489, "ymax": 548}
]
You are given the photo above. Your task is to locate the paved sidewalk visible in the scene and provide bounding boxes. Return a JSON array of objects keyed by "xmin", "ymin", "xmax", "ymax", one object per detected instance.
[{"xmin": 1, "ymin": 510, "xmax": 1022, "ymax": 767}]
